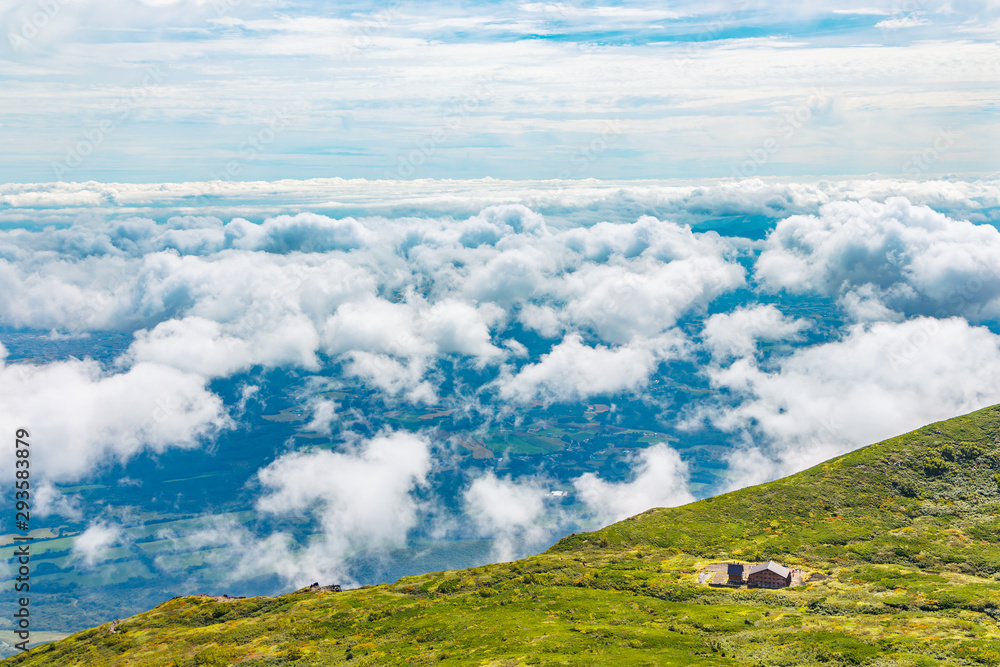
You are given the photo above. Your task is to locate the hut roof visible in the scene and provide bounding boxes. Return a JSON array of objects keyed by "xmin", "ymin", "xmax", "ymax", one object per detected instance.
[{"xmin": 747, "ymin": 561, "xmax": 790, "ymax": 578}]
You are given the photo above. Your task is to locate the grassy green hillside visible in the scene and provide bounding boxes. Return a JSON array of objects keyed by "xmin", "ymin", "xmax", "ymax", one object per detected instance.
[{"xmin": 6, "ymin": 405, "xmax": 1000, "ymax": 667}]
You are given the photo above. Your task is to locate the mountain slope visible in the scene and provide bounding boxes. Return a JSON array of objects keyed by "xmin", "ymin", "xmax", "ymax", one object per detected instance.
[{"xmin": 6, "ymin": 405, "xmax": 1000, "ymax": 667}]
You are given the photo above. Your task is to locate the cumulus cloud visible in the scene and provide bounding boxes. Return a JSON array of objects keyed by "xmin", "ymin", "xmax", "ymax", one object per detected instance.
[
  {"xmin": 302, "ymin": 397, "xmax": 338, "ymax": 435},
  {"xmin": 127, "ymin": 314, "xmax": 321, "ymax": 378},
  {"xmin": 152, "ymin": 432, "xmax": 433, "ymax": 588},
  {"xmin": 502, "ymin": 216, "xmax": 745, "ymax": 344},
  {"xmin": 184, "ymin": 431, "xmax": 436, "ymax": 585},
  {"xmin": 255, "ymin": 431, "xmax": 431, "ymax": 545},
  {"xmin": 838, "ymin": 284, "xmax": 906, "ymax": 323},
  {"xmin": 343, "ymin": 352, "xmax": 437, "ymax": 404},
  {"xmin": 33, "ymin": 481, "xmax": 83, "ymax": 519},
  {"xmin": 0, "ymin": 255, "xmax": 140, "ymax": 331},
  {"xmin": 573, "ymin": 443, "xmax": 695, "ymax": 524},
  {"xmin": 0, "ymin": 202, "xmax": 746, "ymax": 408},
  {"xmin": 464, "ymin": 472, "xmax": 552, "ymax": 562},
  {"xmin": 0, "ymin": 357, "xmax": 229, "ymax": 481},
  {"xmin": 702, "ymin": 317, "xmax": 1000, "ymax": 487},
  {"xmin": 226, "ymin": 213, "xmax": 373, "ymax": 253},
  {"xmin": 555, "ymin": 255, "xmax": 744, "ymax": 344},
  {"xmin": 756, "ymin": 197, "xmax": 1000, "ymax": 321},
  {"xmin": 0, "ymin": 204, "xmax": 742, "ymax": 406},
  {"xmin": 497, "ymin": 332, "xmax": 686, "ymax": 403},
  {"xmin": 876, "ymin": 15, "xmax": 929, "ymax": 29},
  {"xmin": 72, "ymin": 523, "xmax": 125, "ymax": 568},
  {"xmin": 321, "ymin": 297, "xmax": 504, "ymax": 362},
  {"xmin": 701, "ymin": 305, "xmax": 809, "ymax": 359}
]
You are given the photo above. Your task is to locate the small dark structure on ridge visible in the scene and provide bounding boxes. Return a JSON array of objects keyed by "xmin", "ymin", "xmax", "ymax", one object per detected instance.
[
  {"xmin": 307, "ymin": 582, "xmax": 342, "ymax": 593},
  {"xmin": 746, "ymin": 561, "xmax": 791, "ymax": 588}
]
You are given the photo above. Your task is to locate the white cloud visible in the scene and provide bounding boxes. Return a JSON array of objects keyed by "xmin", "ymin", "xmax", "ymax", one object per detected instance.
[
  {"xmin": 255, "ymin": 432, "xmax": 431, "ymax": 542},
  {"xmin": 303, "ymin": 397, "xmax": 338, "ymax": 435},
  {"xmin": 227, "ymin": 213, "xmax": 374, "ymax": 253},
  {"xmin": 876, "ymin": 15, "xmax": 930, "ymax": 29},
  {"xmin": 573, "ymin": 443, "xmax": 695, "ymax": 525},
  {"xmin": 497, "ymin": 332, "xmax": 685, "ymax": 403},
  {"xmin": 518, "ymin": 303, "xmax": 564, "ymax": 338},
  {"xmin": 464, "ymin": 472, "xmax": 552, "ymax": 562},
  {"xmin": 0, "ymin": 357, "xmax": 229, "ymax": 481},
  {"xmin": 556, "ymin": 255, "xmax": 745, "ymax": 344},
  {"xmin": 838, "ymin": 284, "xmax": 906, "ymax": 323},
  {"xmin": 33, "ymin": 481, "xmax": 83, "ymax": 520},
  {"xmin": 703, "ymin": 317, "xmax": 1000, "ymax": 487},
  {"xmin": 323, "ymin": 298, "xmax": 435, "ymax": 358},
  {"xmin": 756, "ymin": 197, "xmax": 1000, "ymax": 321},
  {"xmin": 420, "ymin": 299, "xmax": 506, "ymax": 361},
  {"xmin": 3, "ymin": 179, "xmax": 999, "ymax": 227},
  {"xmin": 321, "ymin": 296, "xmax": 504, "ymax": 363},
  {"xmin": 701, "ymin": 304, "xmax": 809, "ymax": 359},
  {"xmin": 343, "ymin": 352, "xmax": 437, "ymax": 404},
  {"xmin": 127, "ymin": 314, "xmax": 321, "ymax": 378},
  {"xmin": 72, "ymin": 523, "xmax": 124, "ymax": 568},
  {"xmin": 181, "ymin": 431, "xmax": 434, "ymax": 586}
]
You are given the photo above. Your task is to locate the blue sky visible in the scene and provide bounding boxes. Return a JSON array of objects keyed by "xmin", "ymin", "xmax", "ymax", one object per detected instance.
[{"xmin": 1, "ymin": 0, "xmax": 998, "ymax": 183}]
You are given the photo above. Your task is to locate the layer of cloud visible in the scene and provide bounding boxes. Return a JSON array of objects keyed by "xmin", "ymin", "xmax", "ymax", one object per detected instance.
[
  {"xmin": 0, "ymin": 205, "xmax": 744, "ymax": 413},
  {"xmin": 4, "ymin": 178, "xmax": 999, "ymax": 230},
  {"xmin": 4, "ymin": 182, "xmax": 1000, "ymax": 594}
]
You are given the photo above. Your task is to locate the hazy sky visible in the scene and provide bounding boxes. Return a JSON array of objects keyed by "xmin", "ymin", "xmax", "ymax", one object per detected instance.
[{"xmin": 2, "ymin": 0, "xmax": 998, "ymax": 182}]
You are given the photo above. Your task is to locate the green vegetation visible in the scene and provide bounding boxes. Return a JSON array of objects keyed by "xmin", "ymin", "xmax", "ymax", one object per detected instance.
[{"xmin": 7, "ymin": 405, "xmax": 1000, "ymax": 666}]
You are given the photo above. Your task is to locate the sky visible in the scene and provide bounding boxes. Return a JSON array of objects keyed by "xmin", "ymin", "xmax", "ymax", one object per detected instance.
[{"xmin": 1, "ymin": 0, "xmax": 999, "ymax": 182}]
